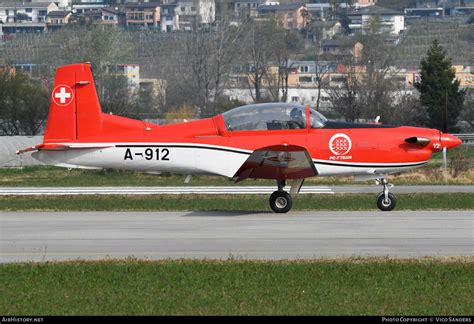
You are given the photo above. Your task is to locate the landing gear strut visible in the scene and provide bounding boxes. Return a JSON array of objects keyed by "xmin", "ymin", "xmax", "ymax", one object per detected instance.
[
  {"xmin": 269, "ymin": 180, "xmax": 292, "ymax": 213},
  {"xmin": 376, "ymin": 178, "xmax": 396, "ymax": 211}
]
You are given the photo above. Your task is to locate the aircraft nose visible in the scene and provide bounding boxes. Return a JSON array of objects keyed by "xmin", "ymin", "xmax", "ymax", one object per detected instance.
[{"xmin": 440, "ymin": 133, "xmax": 462, "ymax": 150}]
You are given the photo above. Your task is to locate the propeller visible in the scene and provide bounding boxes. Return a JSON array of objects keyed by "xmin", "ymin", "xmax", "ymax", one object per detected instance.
[
  {"xmin": 442, "ymin": 146, "xmax": 448, "ymax": 185},
  {"xmin": 439, "ymin": 133, "xmax": 462, "ymax": 185}
]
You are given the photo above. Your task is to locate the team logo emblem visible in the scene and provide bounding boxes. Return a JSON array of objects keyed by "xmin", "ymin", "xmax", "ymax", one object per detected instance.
[
  {"xmin": 52, "ymin": 85, "xmax": 73, "ymax": 106},
  {"xmin": 329, "ymin": 133, "xmax": 352, "ymax": 156}
]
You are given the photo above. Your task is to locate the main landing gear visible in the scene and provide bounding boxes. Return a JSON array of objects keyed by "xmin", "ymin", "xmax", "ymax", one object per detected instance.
[
  {"xmin": 376, "ymin": 178, "xmax": 396, "ymax": 211},
  {"xmin": 269, "ymin": 180, "xmax": 293, "ymax": 213}
]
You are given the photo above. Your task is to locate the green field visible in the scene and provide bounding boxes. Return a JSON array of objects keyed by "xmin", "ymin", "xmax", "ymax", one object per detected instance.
[
  {"xmin": 1, "ymin": 259, "xmax": 472, "ymax": 315},
  {"xmin": 0, "ymin": 193, "xmax": 472, "ymax": 211}
]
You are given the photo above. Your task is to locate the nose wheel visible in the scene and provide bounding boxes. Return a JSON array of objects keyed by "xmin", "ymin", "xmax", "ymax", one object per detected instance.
[
  {"xmin": 376, "ymin": 178, "xmax": 396, "ymax": 211},
  {"xmin": 269, "ymin": 180, "xmax": 293, "ymax": 213}
]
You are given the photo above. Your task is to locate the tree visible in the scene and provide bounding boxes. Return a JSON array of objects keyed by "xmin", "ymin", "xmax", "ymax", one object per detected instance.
[
  {"xmin": 0, "ymin": 69, "xmax": 49, "ymax": 135},
  {"xmin": 243, "ymin": 19, "xmax": 276, "ymax": 103},
  {"xmin": 358, "ymin": 16, "xmax": 399, "ymax": 122},
  {"xmin": 327, "ymin": 56, "xmax": 361, "ymax": 122},
  {"xmin": 415, "ymin": 40, "xmax": 466, "ymax": 132}
]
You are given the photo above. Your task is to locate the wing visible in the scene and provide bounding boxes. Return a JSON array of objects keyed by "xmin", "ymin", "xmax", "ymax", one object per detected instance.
[{"xmin": 233, "ymin": 144, "xmax": 317, "ymax": 182}]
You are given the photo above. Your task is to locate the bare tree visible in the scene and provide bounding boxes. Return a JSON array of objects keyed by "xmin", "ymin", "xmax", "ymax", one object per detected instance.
[
  {"xmin": 243, "ymin": 19, "xmax": 276, "ymax": 103},
  {"xmin": 327, "ymin": 55, "xmax": 361, "ymax": 122},
  {"xmin": 357, "ymin": 16, "xmax": 400, "ymax": 122},
  {"xmin": 313, "ymin": 43, "xmax": 332, "ymax": 110}
]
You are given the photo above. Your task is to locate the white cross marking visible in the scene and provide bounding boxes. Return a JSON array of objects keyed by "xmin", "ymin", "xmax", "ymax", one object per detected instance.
[{"xmin": 54, "ymin": 87, "xmax": 72, "ymax": 104}]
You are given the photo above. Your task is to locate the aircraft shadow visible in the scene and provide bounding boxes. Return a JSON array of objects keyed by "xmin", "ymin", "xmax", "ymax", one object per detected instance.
[{"xmin": 183, "ymin": 211, "xmax": 272, "ymax": 217}]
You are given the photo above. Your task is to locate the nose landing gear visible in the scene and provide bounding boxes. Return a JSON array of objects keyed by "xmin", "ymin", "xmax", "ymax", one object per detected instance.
[
  {"xmin": 376, "ymin": 178, "xmax": 396, "ymax": 211},
  {"xmin": 269, "ymin": 180, "xmax": 293, "ymax": 213}
]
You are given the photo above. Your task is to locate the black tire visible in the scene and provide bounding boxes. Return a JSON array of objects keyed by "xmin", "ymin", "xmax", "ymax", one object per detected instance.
[
  {"xmin": 269, "ymin": 191, "xmax": 293, "ymax": 213},
  {"xmin": 376, "ymin": 192, "xmax": 397, "ymax": 211}
]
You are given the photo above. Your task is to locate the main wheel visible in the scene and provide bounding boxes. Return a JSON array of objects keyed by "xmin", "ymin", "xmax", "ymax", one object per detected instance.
[
  {"xmin": 376, "ymin": 192, "xmax": 397, "ymax": 211},
  {"xmin": 269, "ymin": 191, "xmax": 292, "ymax": 213}
]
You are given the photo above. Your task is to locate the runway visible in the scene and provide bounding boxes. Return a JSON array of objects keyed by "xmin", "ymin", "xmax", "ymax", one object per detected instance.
[
  {"xmin": 0, "ymin": 185, "xmax": 472, "ymax": 195},
  {"xmin": 1, "ymin": 211, "xmax": 472, "ymax": 263}
]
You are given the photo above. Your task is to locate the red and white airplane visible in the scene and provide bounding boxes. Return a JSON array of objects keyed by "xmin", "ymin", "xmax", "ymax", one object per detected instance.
[{"xmin": 18, "ymin": 63, "xmax": 462, "ymax": 212}]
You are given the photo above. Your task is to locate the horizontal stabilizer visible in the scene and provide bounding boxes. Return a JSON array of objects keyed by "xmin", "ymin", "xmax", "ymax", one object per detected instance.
[{"xmin": 17, "ymin": 144, "xmax": 112, "ymax": 155}]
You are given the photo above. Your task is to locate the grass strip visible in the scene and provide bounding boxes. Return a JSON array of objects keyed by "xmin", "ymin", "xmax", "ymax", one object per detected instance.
[
  {"xmin": 1, "ymin": 259, "xmax": 473, "ymax": 315},
  {"xmin": 0, "ymin": 193, "xmax": 472, "ymax": 211}
]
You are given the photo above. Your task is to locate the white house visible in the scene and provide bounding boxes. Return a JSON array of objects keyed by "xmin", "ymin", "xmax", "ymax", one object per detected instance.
[
  {"xmin": 31, "ymin": 0, "xmax": 71, "ymax": 10},
  {"xmin": 347, "ymin": 5, "xmax": 405, "ymax": 36},
  {"xmin": 176, "ymin": 0, "xmax": 215, "ymax": 30},
  {"xmin": 160, "ymin": 2, "xmax": 179, "ymax": 32},
  {"xmin": 0, "ymin": 2, "xmax": 58, "ymax": 23}
]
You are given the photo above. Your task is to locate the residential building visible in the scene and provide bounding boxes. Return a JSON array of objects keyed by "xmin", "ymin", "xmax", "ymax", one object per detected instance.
[
  {"xmin": 124, "ymin": 2, "xmax": 160, "ymax": 29},
  {"xmin": 308, "ymin": 0, "xmax": 376, "ymax": 5},
  {"xmin": 354, "ymin": 0, "xmax": 377, "ymax": 7},
  {"xmin": 406, "ymin": 65, "xmax": 474, "ymax": 88},
  {"xmin": 0, "ymin": 2, "xmax": 58, "ymax": 37},
  {"xmin": 347, "ymin": 5, "xmax": 405, "ymax": 36},
  {"xmin": 450, "ymin": 6, "xmax": 474, "ymax": 15},
  {"xmin": 414, "ymin": 0, "xmax": 474, "ymax": 8},
  {"xmin": 12, "ymin": 61, "xmax": 52, "ymax": 78},
  {"xmin": 176, "ymin": 0, "xmax": 214, "ymax": 30},
  {"xmin": 229, "ymin": 0, "xmax": 263, "ymax": 18},
  {"xmin": 288, "ymin": 60, "xmax": 338, "ymax": 88},
  {"xmin": 305, "ymin": 3, "xmax": 332, "ymax": 21},
  {"xmin": 160, "ymin": 2, "xmax": 179, "ymax": 32},
  {"xmin": 0, "ymin": 1, "xmax": 58, "ymax": 23},
  {"xmin": 107, "ymin": 63, "xmax": 140, "ymax": 92},
  {"xmin": 100, "ymin": 6, "xmax": 123, "ymax": 26},
  {"xmin": 46, "ymin": 10, "xmax": 72, "ymax": 31},
  {"xmin": 405, "ymin": 7, "xmax": 444, "ymax": 17},
  {"xmin": 307, "ymin": 20, "xmax": 342, "ymax": 43},
  {"xmin": 258, "ymin": 4, "xmax": 307, "ymax": 30},
  {"xmin": 72, "ymin": 0, "xmax": 106, "ymax": 15},
  {"xmin": 31, "ymin": 0, "xmax": 70, "ymax": 10},
  {"xmin": 320, "ymin": 39, "xmax": 363, "ymax": 60}
]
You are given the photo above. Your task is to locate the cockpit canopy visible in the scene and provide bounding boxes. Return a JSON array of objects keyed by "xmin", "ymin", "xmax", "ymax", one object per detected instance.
[{"xmin": 222, "ymin": 103, "xmax": 327, "ymax": 131}]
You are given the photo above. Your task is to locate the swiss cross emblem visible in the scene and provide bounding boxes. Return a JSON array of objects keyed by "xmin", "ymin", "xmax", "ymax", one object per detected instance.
[
  {"xmin": 52, "ymin": 85, "xmax": 73, "ymax": 106},
  {"xmin": 329, "ymin": 133, "xmax": 352, "ymax": 156}
]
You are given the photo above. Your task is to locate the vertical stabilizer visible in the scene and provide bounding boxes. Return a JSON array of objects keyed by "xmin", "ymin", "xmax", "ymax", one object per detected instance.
[{"xmin": 43, "ymin": 63, "xmax": 102, "ymax": 143}]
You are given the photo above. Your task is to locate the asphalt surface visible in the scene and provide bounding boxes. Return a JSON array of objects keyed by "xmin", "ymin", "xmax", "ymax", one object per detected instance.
[
  {"xmin": 0, "ymin": 185, "xmax": 472, "ymax": 195},
  {"xmin": 1, "ymin": 211, "xmax": 472, "ymax": 263}
]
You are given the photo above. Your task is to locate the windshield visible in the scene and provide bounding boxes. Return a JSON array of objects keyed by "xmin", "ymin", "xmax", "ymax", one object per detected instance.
[
  {"xmin": 310, "ymin": 108, "xmax": 327, "ymax": 128},
  {"xmin": 222, "ymin": 103, "xmax": 308, "ymax": 131}
]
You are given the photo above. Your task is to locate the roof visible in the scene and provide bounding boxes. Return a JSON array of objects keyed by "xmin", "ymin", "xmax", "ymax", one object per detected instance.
[
  {"xmin": 321, "ymin": 38, "xmax": 360, "ymax": 47},
  {"xmin": 0, "ymin": 2, "xmax": 56, "ymax": 8},
  {"xmin": 259, "ymin": 4, "xmax": 302, "ymax": 12},
  {"xmin": 348, "ymin": 5, "xmax": 403, "ymax": 16},
  {"xmin": 101, "ymin": 6, "xmax": 121, "ymax": 15},
  {"xmin": 288, "ymin": 60, "xmax": 338, "ymax": 72},
  {"xmin": 311, "ymin": 20, "xmax": 340, "ymax": 28},
  {"xmin": 47, "ymin": 10, "xmax": 70, "ymax": 18},
  {"xmin": 124, "ymin": 2, "xmax": 161, "ymax": 9}
]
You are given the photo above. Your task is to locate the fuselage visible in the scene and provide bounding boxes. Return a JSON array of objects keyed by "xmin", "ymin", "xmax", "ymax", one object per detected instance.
[{"xmin": 32, "ymin": 112, "xmax": 449, "ymax": 180}]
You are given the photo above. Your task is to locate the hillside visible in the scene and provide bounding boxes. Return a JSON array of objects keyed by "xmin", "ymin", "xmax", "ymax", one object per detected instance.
[{"xmin": 395, "ymin": 18, "xmax": 473, "ymax": 68}]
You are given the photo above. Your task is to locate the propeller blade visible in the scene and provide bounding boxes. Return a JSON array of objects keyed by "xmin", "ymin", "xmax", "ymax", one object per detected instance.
[{"xmin": 442, "ymin": 146, "xmax": 448, "ymax": 185}]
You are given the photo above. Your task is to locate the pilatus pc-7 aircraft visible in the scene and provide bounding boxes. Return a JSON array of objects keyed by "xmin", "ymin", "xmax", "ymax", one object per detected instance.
[{"xmin": 18, "ymin": 63, "xmax": 462, "ymax": 213}]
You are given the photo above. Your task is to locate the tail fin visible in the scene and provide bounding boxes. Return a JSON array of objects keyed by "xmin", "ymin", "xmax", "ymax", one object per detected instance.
[{"xmin": 44, "ymin": 63, "xmax": 102, "ymax": 143}]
